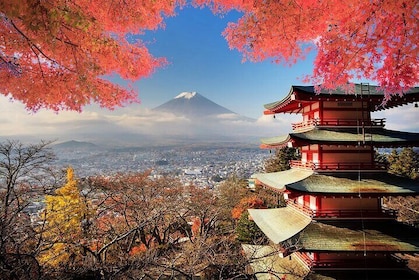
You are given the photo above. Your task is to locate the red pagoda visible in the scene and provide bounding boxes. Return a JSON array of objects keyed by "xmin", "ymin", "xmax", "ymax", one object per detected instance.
[{"xmin": 244, "ymin": 84, "xmax": 419, "ymax": 280}]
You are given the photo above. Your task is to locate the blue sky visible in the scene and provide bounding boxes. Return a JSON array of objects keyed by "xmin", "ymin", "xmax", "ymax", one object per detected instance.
[
  {"xmin": 132, "ymin": 6, "xmax": 315, "ymax": 118},
  {"xmin": 1, "ymin": 5, "xmax": 417, "ymax": 144}
]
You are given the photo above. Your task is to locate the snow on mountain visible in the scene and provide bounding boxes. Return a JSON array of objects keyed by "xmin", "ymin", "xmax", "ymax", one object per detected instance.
[
  {"xmin": 153, "ymin": 91, "xmax": 238, "ymax": 119},
  {"xmin": 175, "ymin": 92, "xmax": 197, "ymax": 99}
]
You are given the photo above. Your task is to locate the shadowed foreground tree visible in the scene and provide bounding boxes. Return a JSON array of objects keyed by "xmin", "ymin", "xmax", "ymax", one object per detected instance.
[
  {"xmin": 2, "ymin": 0, "xmax": 417, "ymax": 111},
  {"xmin": 385, "ymin": 148, "xmax": 419, "ymax": 227},
  {"xmin": 0, "ymin": 140, "xmax": 58, "ymax": 280},
  {"xmin": 388, "ymin": 148, "xmax": 419, "ymax": 180}
]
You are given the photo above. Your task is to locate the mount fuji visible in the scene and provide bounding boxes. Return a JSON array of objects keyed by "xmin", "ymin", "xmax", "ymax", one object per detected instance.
[{"xmin": 153, "ymin": 92, "xmax": 248, "ymax": 120}]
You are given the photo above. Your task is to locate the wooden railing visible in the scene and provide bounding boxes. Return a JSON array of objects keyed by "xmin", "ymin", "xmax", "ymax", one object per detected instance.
[
  {"xmin": 297, "ymin": 252, "xmax": 407, "ymax": 270},
  {"xmin": 312, "ymin": 258, "xmax": 407, "ymax": 269},
  {"xmin": 287, "ymin": 200, "xmax": 314, "ymax": 216},
  {"xmin": 291, "ymin": 118, "xmax": 386, "ymax": 131},
  {"xmin": 312, "ymin": 208, "xmax": 397, "ymax": 219},
  {"xmin": 290, "ymin": 160, "xmax": 387, "ymax": 171}
]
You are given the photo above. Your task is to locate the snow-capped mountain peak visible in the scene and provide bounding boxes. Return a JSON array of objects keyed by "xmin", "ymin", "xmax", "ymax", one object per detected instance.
[
  {"xmin": 174, "ymin": 92, "xmax": 196, "ymax": 99},
  {"xmin": 153, "ymin": 91, "xmax": 254, "ymax": 123}
]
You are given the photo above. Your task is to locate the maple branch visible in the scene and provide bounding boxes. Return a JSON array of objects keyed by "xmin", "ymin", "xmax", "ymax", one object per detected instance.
[
  {"xmin": 0, "ymin": 55, "xmax": 22, "ymax": 76},
  {"xmin": 6, "ymin": 17, "xmax": 75, "ymax": 74},
  {"xmin": 96, "ymin": 213, "xmax": 161, "ymax": 256}
]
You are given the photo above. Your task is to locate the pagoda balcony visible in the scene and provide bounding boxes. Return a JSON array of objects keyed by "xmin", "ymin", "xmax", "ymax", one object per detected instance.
[
  {"xmin": 312, "ymin": 208, "xmax": 397, "ymax": 219},
  {"xmin": 290, "ymin": 160, "xmax": 387, "ymax": 172},
  {"xmin": 310, "ymin": 257, "xmax": 407, "ymax": 270},
  {"xmin": 296, "ymin": 252, "xmax": 407, "ymax": 270},
  {"xmin": 291, "ymin": 118, "xmax": 386, "ymax": 131}
]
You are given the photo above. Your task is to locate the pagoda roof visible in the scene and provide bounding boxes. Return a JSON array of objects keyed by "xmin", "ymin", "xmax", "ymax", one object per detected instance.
[
  {"xmin": 287, "ymin": 172, "xmax": 419, "ymax": 194},
  {"xmin": 251, "ymin": 169, "xmax": 314, "ymax": 192},
  {"xmin": 248, "ymin": 207, "xmax": 312, "ymax": 244},
  {"xmin": 300, "ymin": 220, "xmax": 419, "ymax": 252},
  {"xmin": 261, "ymin": 127, "xmax": 419, "ymax": 149},
  {"xmin": 253, "ymin": 171, "xmax": 419, "ymax": 195},
  {"xmin": 264, "ymin": 84, "xmax": 419, "ymax": 114},
  {"xmin": 241, "ymin": 244, "xmax": 310, "ymax": 280}
]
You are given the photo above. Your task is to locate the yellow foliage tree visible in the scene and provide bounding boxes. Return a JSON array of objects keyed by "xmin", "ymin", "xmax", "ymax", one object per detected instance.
[{"xmin": 39, "ymin": 167, "xmax": 90, "ymax": 267}]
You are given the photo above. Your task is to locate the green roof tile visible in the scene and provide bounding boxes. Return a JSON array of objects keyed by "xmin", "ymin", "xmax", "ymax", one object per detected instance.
[
  {"xmin": 261, "ymin": 128, "xmax": 419, "ymax": 147},
  {"xmin": 300, "ymin": 220, "xmax": 419, "ymax": 252},
  {"xmin": 249, "ymin": 207, "xmax": 312, "ymax": 244},
  {"xmin": 288, "ymin": 172, "xmax": 419, "ymax": 194}
]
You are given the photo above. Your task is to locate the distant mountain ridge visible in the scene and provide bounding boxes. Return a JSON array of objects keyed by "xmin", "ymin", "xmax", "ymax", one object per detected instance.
[
  {"xmin": 53, "ymin": 140, "xmax": 98, "ymax": 149},
  {"xmin": 153, "ymin": 91, "xmax": 237, "ymax": 118}
]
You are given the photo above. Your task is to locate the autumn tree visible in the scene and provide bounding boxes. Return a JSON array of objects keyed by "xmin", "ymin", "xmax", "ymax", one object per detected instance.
[
  {"xmin": 65, "ymin": 171, "xmax": 193, "ymax": 279},
  {"xmin": 39, "ymin": 167, "xmax": 91, "ymax": 270},
  {"xmin": 216, "ymin": 174, "xmax": 250, "ymax": 229},
  {"xmin": 0, "ymin": 140, "xmax": 57, "ymax": 280},
  {"xmin": 202, "ymin": 0, "xmax": 419, "ymax": 98},
  {"xmin": 3, "ymin": 1, "xmax": 417, "ymax": 112},
  {"xmin": 232, "ymin": 196, "xmax": 267, "ymax": 244},
  {"xmin": 0, "ymin": 0, "xmax": 179, "ymax": 111}
]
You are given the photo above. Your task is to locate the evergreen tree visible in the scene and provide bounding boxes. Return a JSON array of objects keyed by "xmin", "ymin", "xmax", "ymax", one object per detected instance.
[
  {"xmin": 235, "ymin": 212, "xmax": 266, "ymax": 244},
  {"xmin": 385, "ymin": 148, "xmax": 419, "ymax": 227},
  {"xmin": 387, "ymin": 148, "xmax": 419, "ymax": 179},
  {"xmin": 264, "ymin": 147, "xmax": 299, "ymax": 173}
]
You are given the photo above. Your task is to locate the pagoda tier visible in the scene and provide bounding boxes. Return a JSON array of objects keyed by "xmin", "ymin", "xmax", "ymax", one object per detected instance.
[
  {"xmin": 248, "ymin": 207, "xmax": 419, "ymax": 274},
  {"xmin": 253, "ymin": 170, "xmax": 419, "ymax": 195},
  {"xmin": 260, "ymin": 127, "xmax": 419, "ymax": 172},
  {"xmin": 242, "ymin": 244, "xmax": 418, "ymax": 279},
  {"xmin": 252, "ymin": 170, "xmax": 419, "ymax": 220},
  {"xmin": 261, "ymin": 127, "xmax": 419, "ymax": 149},
  {"xmin": 249, "ymin": 210, "xmax": 419, "ymax": 253},
  {"xmin": 260, "ymin": 85, "xmax": 419, "ymax": 174},
  {"xmin": 263, "ymin": 84, "xmax": 419, "ymax": 115}
]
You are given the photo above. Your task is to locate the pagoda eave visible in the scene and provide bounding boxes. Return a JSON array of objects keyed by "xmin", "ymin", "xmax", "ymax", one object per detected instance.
[
  {"xmin": 281, "ymin": 128, "xmax": 419, "ymax": 147},
  {"xmin": 253, "ymin": 171, "xmax": 419, "ymax": 195},
  {"xmin": 248, "ymin": 207, "xmax": 312, "ymax": 244},
  {"xmin": 241, "ymin": 245, "xmax": 310, "ymax": 279},
  {"xmin": 264, "ymin": 85, "xmax": 419, "ymax": 113},
  {"xmin": 300, "ymin": 220, "xmax": 419, "ymax": 252}
]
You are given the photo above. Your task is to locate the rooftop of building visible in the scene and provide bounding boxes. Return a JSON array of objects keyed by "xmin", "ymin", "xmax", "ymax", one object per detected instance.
[
  {"xmin": 301, "ymin": 220, "xmax": 419, "ymax": 252},
  {"xmin": 249, "ymin": 207, "xmax": 419, "ymax": 252},
  {"xmin": 248, "ymin": 207, "xmax": 312, "ymax": 244},
  {"xmin": 264, "ymin": 84, "xmax": 419, "ymax": 114},
  {"xmin": 260, "ymin": 127, "xmax": 419, "ymax": 149},
  {"xmin": 241, "ymin": 244, "xmax": 310, "ymax": 280},
  {"xmin": 252, "ymin": 170, "xmax": 419, "ymax": 195}
]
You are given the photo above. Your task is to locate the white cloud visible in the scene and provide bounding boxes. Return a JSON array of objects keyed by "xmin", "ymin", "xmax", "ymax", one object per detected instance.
[
  {"xmin": 373, "ymin": 105, "xmax": 419, "ymax": 132},
  {"xmin": 2, "ymin": 95, "xmax": 417, "ymax": 146}
]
